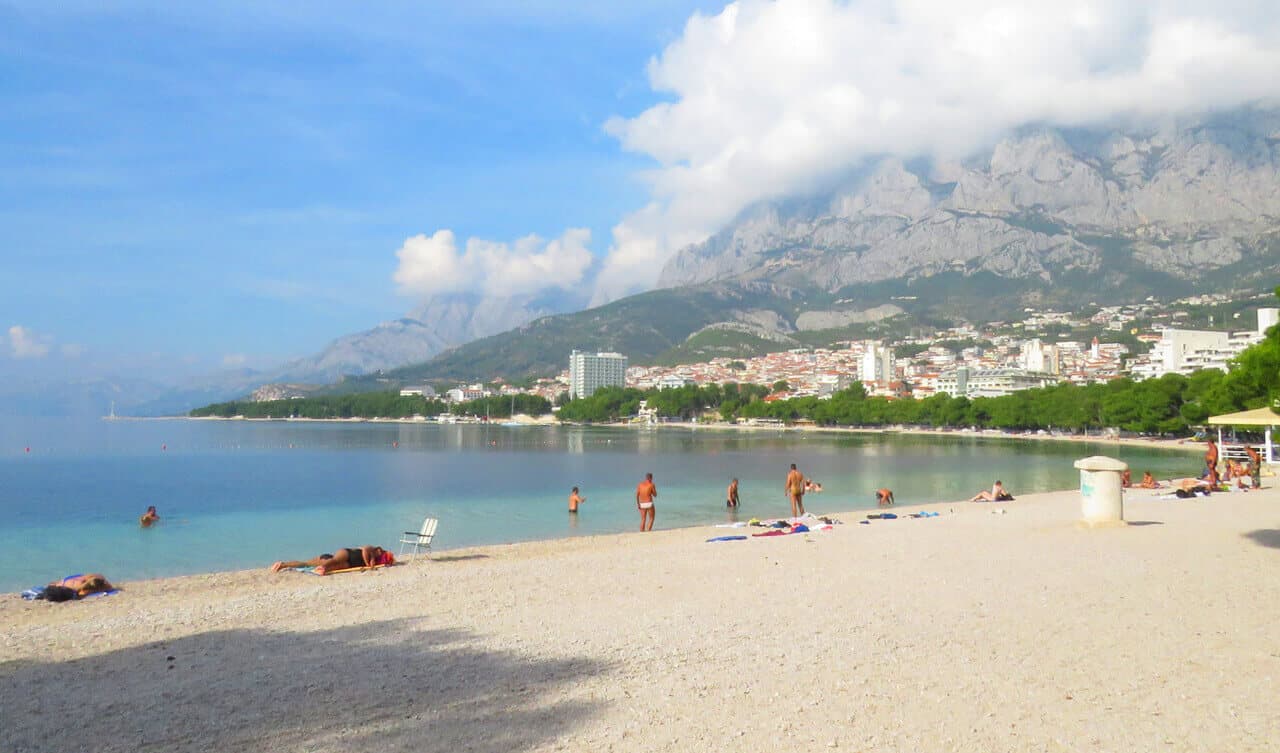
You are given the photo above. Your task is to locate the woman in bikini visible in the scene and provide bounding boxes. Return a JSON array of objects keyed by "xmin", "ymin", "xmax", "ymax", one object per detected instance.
[
  {"xmin": 45, "ymin": 574, "xmax": 114, "ymax": 600},
  {"xmin": 271, "ymin": 546, "xmax": 392, "ymax": 574}
]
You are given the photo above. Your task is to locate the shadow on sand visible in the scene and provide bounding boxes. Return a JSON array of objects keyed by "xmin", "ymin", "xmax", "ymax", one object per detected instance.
[
  {"xmin": 428, "ymin": 553, "xmax": 491, "ymax": 563},
  {"xmin": 1243, "ymin": 529, "xmax": 1280, "ymax": 550},
  {"xmin": 0, "ymin": 619, "xmax": 607, "ymax": 753}
]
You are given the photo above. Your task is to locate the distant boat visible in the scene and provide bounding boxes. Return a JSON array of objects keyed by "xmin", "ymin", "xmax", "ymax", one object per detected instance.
[{"xmin": 104, "ymin": 401, "xmax": 119, "ymax": 420}]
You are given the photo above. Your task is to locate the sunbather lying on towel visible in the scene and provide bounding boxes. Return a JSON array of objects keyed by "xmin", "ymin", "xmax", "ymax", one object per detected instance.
[
  {"xmin": 27, "ymin": 573, "xmax": 116, "ymax": 602},
  {"xmin": 271, "ymin": 546, "xmax": 393, "ymax": 574}
]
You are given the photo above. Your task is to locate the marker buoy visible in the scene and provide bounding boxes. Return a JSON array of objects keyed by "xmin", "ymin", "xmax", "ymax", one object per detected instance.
[
  {"xmin": 25, "ymin": 447, "xmax": 30, "ymax": 453},
  {"xmin": 393, "ymin": 441, "xmax": 399, "ymax": 448}
]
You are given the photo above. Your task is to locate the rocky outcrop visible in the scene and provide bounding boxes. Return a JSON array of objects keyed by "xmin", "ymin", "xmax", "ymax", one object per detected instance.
[
  {"xmin": 795, "ymin": 304, "xmax": 905, "ymax": 332},
  {"xmin": 658, "ymin": 109, "xmax": 1280, "ymax": 291}
]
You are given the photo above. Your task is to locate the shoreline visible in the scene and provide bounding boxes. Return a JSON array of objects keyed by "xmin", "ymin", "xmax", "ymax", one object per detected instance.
[
  {"xmin": 174, "ymin": 412, "xmax": 1208, "ymax": 455},
  {"xmin": 5, "ymin": 484, "xmax": 1278, "ymax": 752}
]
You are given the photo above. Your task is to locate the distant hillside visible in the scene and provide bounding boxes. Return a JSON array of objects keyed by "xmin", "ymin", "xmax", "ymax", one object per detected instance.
[{"xmin": 337, "ymin": 283, "xmax": 804, "ymax": 389}]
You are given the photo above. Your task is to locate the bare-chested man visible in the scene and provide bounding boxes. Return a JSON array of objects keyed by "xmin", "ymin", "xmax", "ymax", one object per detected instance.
[
  {"xmin": 568, "ymin": 486, "xmax": 584, "ymax": 513},
  {"xmin": 1205, "ymin": 439, "xmax": 1219, "ymax": 485},
  {"xmin": 727, "ymin": 478, "xmax": 740, "ymax": 508},
  {"xmin": 785, "ymin": 463, "xmax": 806, "ymax": 518},
  {"xmin": 1247, "ymin": 445, "xmax": 1262, "ymax": 489},
  {"xmin": 636, "ymin": 472, "xmax": 657, "ymax": 532},
  {"xmin": 876, "ymin": 488, "xmax": 894, "ymax": 507}
]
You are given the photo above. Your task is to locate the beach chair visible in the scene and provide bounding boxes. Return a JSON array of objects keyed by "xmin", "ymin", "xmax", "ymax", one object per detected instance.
[{"xmin": 399, "ymin": 517, "xmax": 438, "ymax": 560}]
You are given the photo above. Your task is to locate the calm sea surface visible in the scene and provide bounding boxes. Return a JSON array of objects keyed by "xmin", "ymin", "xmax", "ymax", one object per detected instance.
[{"xmin": 0, "ymin": 417, "xmax": 1198, "ymax": 592}]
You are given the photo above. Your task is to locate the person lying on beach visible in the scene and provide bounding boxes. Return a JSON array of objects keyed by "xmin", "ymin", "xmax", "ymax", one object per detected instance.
[
  {"xmin": 1139, "ymin": 471, "xmax": 1159, "ymax": 489},
  {"xmin": 140, "ymin": 505, "xmax": 159, "ymax": 527},
  {"xmin": 271, "ymin": 546, "xmax": 393, "ymax": 574},
  {"xmin": 47, "ymin": 574, "xmax": 114, "ymax": 601},
  {"xmin": 876, "ymin": 488, "xmax": 894, "ymax": 507},
  {"xmin": 970, "ymin": 480, "xmax": 1013, "ymax": 502},
  {"xmin": 1173, "ymin": 478, "xmax": 1212, "ymax": 498}
]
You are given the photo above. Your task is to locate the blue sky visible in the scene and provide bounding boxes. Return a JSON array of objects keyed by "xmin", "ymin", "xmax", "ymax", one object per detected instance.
[
  {"xmin": 0, "ymin": 1, "xmax": 721, "ymax": 374},
  {"xmin": 5, "ymin": 0, "xmax": 1277, "ymax": 384}
]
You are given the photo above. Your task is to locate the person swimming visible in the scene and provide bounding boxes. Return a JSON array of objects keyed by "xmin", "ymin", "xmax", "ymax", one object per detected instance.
[{"xmin": 140, "ymin": 506, "xmax": 159, "ymax": 527}]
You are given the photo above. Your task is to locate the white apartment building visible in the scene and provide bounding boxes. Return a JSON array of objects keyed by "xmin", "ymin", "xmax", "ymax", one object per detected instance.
[
  {"xmin": 445, "ymin": 384, "xmax": 487, "ymax": 403},
  {"xmin": 569, "ymin": 350, "xmax": 628, "ymax": 399},
  {"xmin": 1129, "ymin": 308, "xmax": 1277, "ymax": 379},
  {"xmin": 1019, "ymin": 339, "xmax": 1061, "ymax": 375},
  {"xmin": 399, "ymin": 385, "xmax": 438, "ymax": 398},
  {"xmin": 936, "ymin": 367, "xmax": 1061, "ymax": 399},
  {"xmin": 860, "ymin": 342, "xmax": 895, "ymax": 383}
]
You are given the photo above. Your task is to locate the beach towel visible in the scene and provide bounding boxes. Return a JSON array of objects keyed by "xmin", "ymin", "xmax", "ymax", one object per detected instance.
[
  {"xmin": 21, "ymin": 585, "xmax": 119, "ymax": 601},
  {"xmin": 714, "ymin": 522, "xmax": 748, "ymax": 529},
  {"xmin": 752, "ymin": 530, "xmax": 789, "ymax": 537},
  {"xmin": 790, "ymin": 524, "xmax": 810, "ymax": 533},
  {"xmin": 287, "ymin": 563, "xmax": 393, "ymax": 576},
  {"xmin": 706, "ymin": 535, "xmax": 748, "ymax": 542}
]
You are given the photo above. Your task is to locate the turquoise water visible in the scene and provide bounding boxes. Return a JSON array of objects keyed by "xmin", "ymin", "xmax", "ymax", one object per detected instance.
[{"xmin": 0, "ymin": 417, "xmax": 1198, "ymax": 592}]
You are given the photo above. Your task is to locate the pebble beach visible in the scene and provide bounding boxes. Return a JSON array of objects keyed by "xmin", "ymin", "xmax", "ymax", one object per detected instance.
[{"xmin": 3, "ymin": 484, "xmax": 1279, "ymax": 753}]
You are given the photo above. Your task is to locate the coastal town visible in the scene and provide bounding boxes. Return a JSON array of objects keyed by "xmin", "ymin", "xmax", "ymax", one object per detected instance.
[{"xmin": 400, "ymin": 292, "xmax": 1280, "ymax": 408}]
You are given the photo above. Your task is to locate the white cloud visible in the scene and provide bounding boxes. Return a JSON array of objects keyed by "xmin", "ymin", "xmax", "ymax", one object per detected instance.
[
  {"xmin": 7, "ymin": 325, "xmax": 52, "ymax": 359},
  {"xmin": 591, "ymin": 0, "xmax": 1280, "ymax": 304},
  {"xmin": 222, "ymin": 353, "xmax": 248, "ymax": 368},
  {"xmin": 393, "ymin": 228, "xmax": 595, "ymax": 300}
]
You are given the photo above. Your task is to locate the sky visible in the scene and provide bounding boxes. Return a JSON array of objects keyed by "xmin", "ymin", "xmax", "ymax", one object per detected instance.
[{"xmin": 2, "ymin": 0, "xmax": 1279, "ymax": 383}]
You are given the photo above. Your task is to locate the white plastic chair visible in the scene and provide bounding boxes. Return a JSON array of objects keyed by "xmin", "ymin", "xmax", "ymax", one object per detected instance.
[{"xmin": 399, "ymin": 517, "xmax": 438, "ymax": 560}]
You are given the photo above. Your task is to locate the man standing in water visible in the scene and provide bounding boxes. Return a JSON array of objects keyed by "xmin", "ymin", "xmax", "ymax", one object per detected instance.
[
  {"xmin": 727, "ymin": 478, "xmax": 740, "ymax": 508},
  {"xmin": 785, "ymin": 463, "xmax": 806, "ymax": 518},
  {"xmin": 636, "ymin": 472, "xmax": 657, "ymax": 531},
  {"xmin": 568, "ymin": 486, "xmax": 584, "ymax": 513}
]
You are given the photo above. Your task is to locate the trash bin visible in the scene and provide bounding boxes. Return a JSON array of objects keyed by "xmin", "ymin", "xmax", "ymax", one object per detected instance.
[{"xmin": 1073, "ymin": 455, "xmax": 1128, "ymax": 524}]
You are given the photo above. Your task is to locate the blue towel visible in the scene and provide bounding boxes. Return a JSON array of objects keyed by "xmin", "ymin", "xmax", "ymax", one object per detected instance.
[
  {"xmin": 705, "ymin": 535, "xmax": 748, "ymax": 542},
  {"xmin": 19, "ymin": 585, "xmax": 118, "ymax": 600}
]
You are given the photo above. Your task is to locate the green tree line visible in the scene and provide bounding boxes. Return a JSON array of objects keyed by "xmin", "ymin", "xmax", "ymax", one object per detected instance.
[{"xmin": 190, "ymin": 392, "xmax": 550, "ymax": 420}]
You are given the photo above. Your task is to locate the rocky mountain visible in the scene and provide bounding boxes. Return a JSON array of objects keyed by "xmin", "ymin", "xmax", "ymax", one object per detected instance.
[
  {"xmin": 344, "ymin": 109, "xmax": 1280, "ymax": 386},
  {"xmin": 659, "ymin": 108, "xmax": 1280, "ymax": 293},
  {"xmin": 255, "ymin": 293, "xmax": 570, "ymax": 387}
]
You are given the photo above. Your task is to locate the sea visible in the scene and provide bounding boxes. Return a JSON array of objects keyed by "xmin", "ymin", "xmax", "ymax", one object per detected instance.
[{"xmin": 0, "ymin": 416, "xmax": 1199, "ymax": 593}]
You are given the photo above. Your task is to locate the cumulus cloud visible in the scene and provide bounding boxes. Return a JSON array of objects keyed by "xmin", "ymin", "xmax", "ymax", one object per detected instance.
[
  {"xmin": 393, "ymin": 228, "xmax": 595, "ymax": 300},
  {"xmin": 591, "ymin": 0, "xmax": 1280, "ymax": 304},
  {"xmin": 7, "ymin": 325, "xmax": 52, "ymax": 359}
]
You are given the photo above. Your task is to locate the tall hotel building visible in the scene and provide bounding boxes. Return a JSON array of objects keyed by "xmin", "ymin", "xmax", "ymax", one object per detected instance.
[{"xmin": 569, "ymin": 350, "xmax": 628, "ymax": 399}]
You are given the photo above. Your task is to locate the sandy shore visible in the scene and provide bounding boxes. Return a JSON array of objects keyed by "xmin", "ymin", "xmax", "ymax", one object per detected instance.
[{"xmin": 4, "ymin": 486, "xmax": 1278, "ymax": 753}]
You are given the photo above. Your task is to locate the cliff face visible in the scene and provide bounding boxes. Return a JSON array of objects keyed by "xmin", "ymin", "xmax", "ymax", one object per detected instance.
[{"xmin": 658, "ymin": 109, "xmax": 1280, "ymax": 292}]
